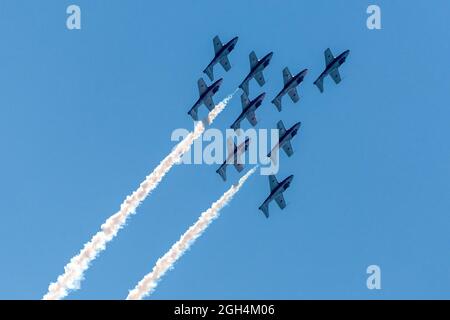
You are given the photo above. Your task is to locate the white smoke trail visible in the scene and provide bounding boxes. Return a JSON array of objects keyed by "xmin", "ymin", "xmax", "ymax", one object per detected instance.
[
  {"xmin": 126, "ymin": 167, "xmax": 257, "ymax": 300},
  {"xmin": 43, "ymin": 93, "xmax": 236, "ymax": 300}
]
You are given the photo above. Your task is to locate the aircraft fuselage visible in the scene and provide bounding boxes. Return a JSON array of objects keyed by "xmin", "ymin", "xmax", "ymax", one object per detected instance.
[
  {"xmin": 233, "ymin": 92, "xmax": 265, "ymax": 126},
  {"xmin": 223, "ymin": 138, "xmax": 250, "ymax": 166},
  {"xmin": 243, "ymin": 52, "xmax": 274, "ymax": 84},
  {"xmin": 207, "ymin": 36, "xmax": 239, "ymax": 70},
  {"xmin": 191, "ymin": 78, "xmax": 223, "ymax": 111},
  {"xmin": 275, "ymin": 69, "xmax": 308, "ymax": 100},
  {"xmin": 319, "ymin": 50, "xmax": 350, "ymax": 79},
  {"xmin": 279, "ymin": 122, "xmax": 301, "ymax": 147},
  {"xmin": 262, "ymin": 175, "xmax": 294, "ymax": 206}
]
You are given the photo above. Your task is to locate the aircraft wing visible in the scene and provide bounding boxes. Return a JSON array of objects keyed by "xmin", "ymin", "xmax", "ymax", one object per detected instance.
[
  {"xmin": 216, "ymin": 164, "xmax": 227, "ymax": 181},
  {"xmin": 324, "ymin": 48, "xmax": 334, "ymax": 66},
  {"xmin": 287, "ymin": 88, "xmax": 300, "ymax": 103},
  {"xmin": 277, "ymin": 120, "xmax": 286, "ymax": 136},
  {"xmin": 269, "ymin": 175, "xmax": 279, "ymax": 191},
  {"xmin": 233, "ymin": 162, "xmax": 244, "ymax": 172},
  {"xmin": 241, "ymin": 93, "xmax": 250, "ymax": 109},
  {"xmin": 198, "ymin": 78, "xmax": 208, "ymax": 95},
  {"xmin": 282, "ymin": 140, "xmax": 294, "ymax": 157},
  {"xmin": 204, "ymin": 96, "xmax": 215, "ymax": 111},
  {"xmin": 255, "ymin": 71, "xmax": 266, "ymax": 87},
  {"xmin": 219, "ymin": 56, "xmax": 231, "ymax": 71},
  {"xmin": 213, "ymin": 36, "xmax": 223, "ymax": 54},
  {"xmin": 246, "ymin": 110, "xmax": 257, "ymax": 126},
  {"xmin": 275, "ymin": 194, "xmax": 286, "ymax": 209},
  {"xmin": 330, "ymin": 69, "xmax": 341, "ymax": 84},
  {"xmin": 283, "ymin": 67, "xmax": 292, "ymax": 85},
  {"xmin": 249, "ymin": 51, "xmax": 258, "ymax": 68}
]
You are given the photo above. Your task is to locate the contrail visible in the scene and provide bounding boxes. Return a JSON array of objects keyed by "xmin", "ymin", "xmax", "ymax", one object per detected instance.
[
  {"xmin": 126, "ymin": 166, "xmax": 257, "ymax": 300},
  {"xmin": 43, "ymin": 92, "xmax": 236, "ymax": 300}
]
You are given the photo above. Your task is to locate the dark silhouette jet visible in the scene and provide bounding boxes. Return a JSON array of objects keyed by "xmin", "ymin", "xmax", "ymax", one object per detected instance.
[
  {"xmin": 272, "ymin": 68, "xmax": 308, "ymax": 111},
  {"xmin": 314, "ymin": 48, "xmax": 350, "ymax": 93},
  {"xmin": 203, "ymin": 35, "xmax": 239, "ymax": 81},
  {"xmin": 268, "ymin": 120, "xmax": 301, "ymax": 158},
  {"xmin": 239, "ymin": 51, "xmax": 273, "ymax": 95},
  {"xmin": 230, "ymin": 92, "xmax": 266, "ymax": 130},
  {"xmin": 216, "ymin": 138, "xmax": 251, "ymax": 181},
  {"xmin": 259, "ymin": 174, "xmax": 294, "ymax": 218},
  {"xmin": 188, "ymin": 77, "xmax": 223, "ymax": 121}
]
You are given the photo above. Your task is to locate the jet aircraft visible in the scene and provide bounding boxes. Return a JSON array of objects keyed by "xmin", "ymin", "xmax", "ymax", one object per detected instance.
[
  {"xmin": 259, "ymin": 174, "xmax": 294, "ymax": 218},
  {"xmin": 272, "ymin": 68, "xmax": 308, "ymax": 111},
  {"xmin": 313, "ymin": 48, "xmax": 350, "ymax": 93},
  {"xmin": 230, "ymin": 92, "xmax": 266, "ymax": 130},
  {"xmin": 216, "ymin": 138, "xmax": 251, "ymax": 181},
  {"xmin": 203, "ymin": 35, "xmax": 239, "ymax": 81},
  {"xmin": 239, "ymin": 51, "xmax": 273, "ymax": 95},
  {"xmin": 268, "ymin": 120, "xmax": 301, "ymax": 159},
  {"xmin": 188, "ymin": 77, "xmax": 223, "ymax": 121}
]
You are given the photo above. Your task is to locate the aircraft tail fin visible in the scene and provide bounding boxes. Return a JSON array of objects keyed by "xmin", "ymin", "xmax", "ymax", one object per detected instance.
[
  {"xmin": 239, "ymin": 80, "xmax": 249, "ymax": 95},
  {"xmin": 259, "ymin": 202, "xmax": 269, "ymax": 218},
  {"xmin": 216, "ymin": 165, "xmax": 227, "ymax": 181},
  {"xmin": 272, "ymin": 96, "xmax": 282, "ymax": 112},
  {"xmin": 203, "ymin": 65, "xmax": 214, "ymax": 81},
  {"xmin": 188, "ymin": 107, "xmax": 199, "ymax": 121},
  {"xmin": 230, "ymin": 119, "xmax": 241, "ymax": 131},
  {"xmin": 314, "ymin": 77, "xmax": 324, "ymax": 93}
]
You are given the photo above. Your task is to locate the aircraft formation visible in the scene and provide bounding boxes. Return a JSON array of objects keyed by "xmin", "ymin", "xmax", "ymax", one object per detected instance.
[{"xmin": 189, "ymin": 35, "xmax": 350, "ymax": 218}]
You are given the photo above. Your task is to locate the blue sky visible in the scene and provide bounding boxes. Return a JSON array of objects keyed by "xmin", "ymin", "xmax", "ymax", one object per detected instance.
[{"xmin": 0, "ymin": 0, "xmax": 449, "ymax": 299}]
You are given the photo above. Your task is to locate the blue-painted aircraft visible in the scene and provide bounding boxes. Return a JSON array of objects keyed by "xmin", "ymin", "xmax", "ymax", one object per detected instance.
[
  {"xmin": 259, "ymin": 174, "xmax": 294, "ymax": 218},
  {"xmin": 314, "ymin": 48, "xmax": 350, "ymax": 93},
  {"xmin": 272, "ymin": 68, "xmax": 308, "ymax": 111},
  {"xmin": 239, "ymin": 51, "xmax": 273, "ymax": 95},
  {"xmin": 268, "ymin": 120, "xmax": 301, "ymax": 159},
  {"xmin": 188, "ymin": 77, "xmax": 223, "ymax": 121},
  {"xmin": 203, "ymin": 35, "xmax": 239, "ymax": 81},
  {"xmin": 230, "ymin": 92, "xmax": 266, "ymax": 130},
  {"xmin": 216, "ymin": 138, "xmax": 251, "ymax": 181}
]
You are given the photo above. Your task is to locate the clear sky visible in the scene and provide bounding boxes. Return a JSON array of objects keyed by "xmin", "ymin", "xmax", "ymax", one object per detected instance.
[{"xmin": 0, "ymin": 0, "xmax": 449, "ymax": 299}]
